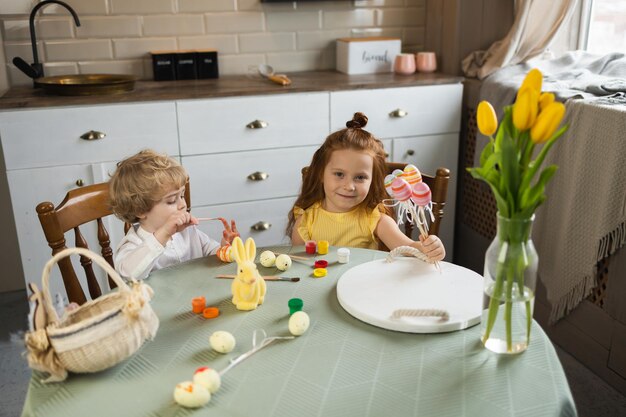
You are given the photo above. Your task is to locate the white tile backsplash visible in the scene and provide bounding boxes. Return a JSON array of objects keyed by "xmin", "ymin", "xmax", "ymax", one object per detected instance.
[
  {"xmin": 178, "ymin": 35, "xmax": 238, "ymax": 54},
  {"xmin": 266, "ymin": 11, "xmax": 320, "ymax": 31},
  {"xmin": 37, "ymin": 18, "xmax": 75, "ymax": 39},
  {"xmin": 323, "ymin": 9, "xmax": 376, "ymax": 29},
  {"xmin": 2, "ymin": 1, "xmax": 426, "ymax": 86},
  {"xmin": 77, "ymin": 17, "xmax": 142, "ymax": 39},
  {"xmin": 205, "ymin": 12, "xmax": 264, "ymax": 33},
  {"xmin": 239, "ymin": 32, "xmax": 294, "ymax": 54},
  {"xmin": 44, "ymin": 39, "xmax": 112, "ymax": 61},
  {"xmin": 113, "ymin": 38, "xmax": 177, "ymax": 59},
  {"xmin": 178, "ymin": 0, "xmax": 236, "ymax": 13},
  {"xmin": 110, "ymin": 0, "xmax": 174, "ymax": 15},
  {"xmin": 143, "ymin": 15, "xmax": 205, "ymax": 37}
]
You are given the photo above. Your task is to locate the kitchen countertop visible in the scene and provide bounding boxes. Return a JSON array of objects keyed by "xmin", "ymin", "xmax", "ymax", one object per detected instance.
[{"xmin": 0, "ymin": 70, "xmax": 463, "ymax": 110}]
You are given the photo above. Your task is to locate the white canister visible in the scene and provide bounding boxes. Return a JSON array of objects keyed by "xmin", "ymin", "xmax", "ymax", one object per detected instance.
[{"xmin": 337, "ymin": 247, "xmax": 350, "ymax": 264}]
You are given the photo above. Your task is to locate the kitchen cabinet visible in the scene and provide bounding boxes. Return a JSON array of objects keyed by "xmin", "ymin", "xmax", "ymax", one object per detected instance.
[{"xmin": 0, "ymin": 73, "xmax": 463, "ymax": 291}]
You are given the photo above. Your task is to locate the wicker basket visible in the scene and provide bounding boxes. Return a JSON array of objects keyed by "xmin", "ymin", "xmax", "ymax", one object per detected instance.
[{"xmin": 25, "ymin": 247, "xmax": 159, "ymax": 382}]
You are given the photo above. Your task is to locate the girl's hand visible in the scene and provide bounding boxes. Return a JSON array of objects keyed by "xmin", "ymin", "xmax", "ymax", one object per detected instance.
[
  {"xmin": 154, "ymin": 211, "xmax": 196, "ymax": 245},
  {"xmin": 220, "ymin": 218, "xmax": 240, "ymax": 246},
  {"xmin": 412, "ymin": 235, "xmax": 445, "ymax": 262}
]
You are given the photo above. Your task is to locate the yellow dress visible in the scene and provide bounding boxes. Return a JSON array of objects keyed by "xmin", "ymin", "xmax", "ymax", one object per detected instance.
[{"xmin": 294, "ymin": 201, "xmax": 385, "ymax": 249}]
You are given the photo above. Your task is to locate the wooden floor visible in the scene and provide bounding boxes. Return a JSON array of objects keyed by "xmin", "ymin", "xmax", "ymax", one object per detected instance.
[{"xmin": 1, "ymin": 289, "xmax": 625, "ymax": 417}]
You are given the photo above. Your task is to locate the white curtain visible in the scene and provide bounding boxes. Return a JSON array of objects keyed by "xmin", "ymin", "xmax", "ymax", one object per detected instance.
[{"xmin": 462, "ymin": 0, "xmax": 579, "ymax": 79}]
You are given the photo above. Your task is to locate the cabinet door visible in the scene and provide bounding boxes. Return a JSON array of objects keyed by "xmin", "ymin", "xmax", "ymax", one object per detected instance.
[
  {"xmin": 183, "ymin": 146, "xmax": 318, "ymax": 207},
  {"xmin": 392, "ymin": 134, "xmax": 459, "ymax": 260},
  {"xmin": 0, "ymin": 102, "xmax": 178, "ymax": 170},
  {"xmin": 194, "ymin": 197, "xmax": 296, "ymax": 248},
  {"xmin": 177, "ymin": 93, "xmax": 329, "ymax": 155},
  {"xmin": 7, "ymin": 163, "xmax": 125, "ymax": 298},
  {"xmin": 330, "ymin": 84, "xmax": 462, "ymax": 139}
]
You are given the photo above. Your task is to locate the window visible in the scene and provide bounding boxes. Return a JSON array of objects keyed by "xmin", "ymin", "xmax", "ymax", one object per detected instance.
[{"xmin": 584, "ymin": 0, "xmax": 626, "ymax": 53}]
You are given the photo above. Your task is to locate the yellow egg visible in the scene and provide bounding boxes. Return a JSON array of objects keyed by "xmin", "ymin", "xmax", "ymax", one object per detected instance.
[
  {"xmin": 209, "ymin": 331, "xmax": 236, "ymax": 353},
  {"xmin": 288, "ymin": 311, "xmax": 310, "ymax": 336},
  {"xmin": 259, "ymin": 250, "xmax": 276, "ymax": 267},
  {"xmin": 275, "ymin": 254, "xmax": 292, "ymax": 271},
  {"xmin": 173, "ymin": 381, "xmax": 210, "ymax": 408}
]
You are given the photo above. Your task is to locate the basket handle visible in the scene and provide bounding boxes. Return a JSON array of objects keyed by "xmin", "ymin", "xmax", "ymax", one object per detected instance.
[{"xmin": 40, "ymin": 247, "xmax": 131, "ymax": 324}]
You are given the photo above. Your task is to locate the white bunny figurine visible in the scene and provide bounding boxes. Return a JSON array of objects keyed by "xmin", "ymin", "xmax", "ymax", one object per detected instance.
[{"xmin": 230, "ymin": 237, "xmax": 266, "ymax": 311}]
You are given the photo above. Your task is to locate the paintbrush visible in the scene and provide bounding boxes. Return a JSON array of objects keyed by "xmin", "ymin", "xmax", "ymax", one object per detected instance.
[
  {"xmin": 196, "ymin": 217, "xmax": 222, "ymax": 222},
  {"xmin": 215, "ymin": 274, "xmax": 300, "ymax": 282},
  {"xmin": 272, "ymin": 252, "xmax": 310, "ymax": 261}
]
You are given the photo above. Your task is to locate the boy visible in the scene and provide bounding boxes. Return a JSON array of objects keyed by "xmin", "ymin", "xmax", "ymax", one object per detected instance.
[{"xmin": 109, "ymin": 149, "xmax": 238, "ymax": 280}]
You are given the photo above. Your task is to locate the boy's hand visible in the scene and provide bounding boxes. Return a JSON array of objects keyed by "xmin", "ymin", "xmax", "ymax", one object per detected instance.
[
  {"xmin": 219, "ymin": 218, "xmax": 240, "ymax": 246},
  {"xmin": 412, "ymin": 235, "xmax": 445, "ymax": 262},
  {"xmin": 154, "ymin": 211, "xmax": 196, "ymax": 246}
]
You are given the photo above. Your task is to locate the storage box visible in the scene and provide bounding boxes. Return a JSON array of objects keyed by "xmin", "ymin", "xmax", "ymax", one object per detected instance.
[
  {"xmin": 151, "ymin": 51, "xmax": 176, "ymax": 81},
  {"xmin": 336, "ymin": 37, "xmax": 401, "ymax": 75},
  {"xmin": 175, "ymin": 51, "xmax": 197, "ymax": 80},
  {"xmin": 196, "ymin": 50, "xmax": 219, "ymax": 79}
]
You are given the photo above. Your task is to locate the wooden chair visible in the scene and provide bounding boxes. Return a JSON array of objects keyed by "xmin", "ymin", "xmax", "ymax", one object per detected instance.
[
  {"xmin": 300, "ymin": 163, "xmax": 449, "ymax": 242},
  {"xmin": 36, "ymin": 181, "xmax": 191, "ymax": 305}
]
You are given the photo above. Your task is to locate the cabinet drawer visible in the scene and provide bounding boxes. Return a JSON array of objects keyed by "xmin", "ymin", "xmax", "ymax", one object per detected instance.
[
  {"xmin": 194, "ymin": 197, "xmax": 296, "ymax": 248},
  {"xmin": 0, "ymin": 102, "xmax": 178, "ymax": 170},
  {"xmin": 177, "ymin": 93, "xmax": 329, "ymax": 155},
  {"xmin": 330, "ymin": 84, "xmax": 462, "ymax": 139},
  {"xmin": 183, "ymin": 146, "xmax": 317, "ymax": 206}
]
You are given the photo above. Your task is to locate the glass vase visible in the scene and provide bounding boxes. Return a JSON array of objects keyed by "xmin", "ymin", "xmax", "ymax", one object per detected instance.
[{"xmin": 481, "ymin": 213, "xmax": 538, "ymax": 354}]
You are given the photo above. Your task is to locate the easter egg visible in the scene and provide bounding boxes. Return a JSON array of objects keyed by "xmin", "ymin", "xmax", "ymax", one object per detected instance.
[
  {"xmin": 259, "ymin": 250, "xmax": 276, "ymax": 267},
  {"xmin": 193, "ymin": 367, "xmax": 221, "ymax": 393},
  {"xmin": 174, "ymin": 381, "xmax": 210, "ymax": 408},
  {"xmin": 209, "ymin": 331, "xmax": 236, "ymax": 353},
  {"xmin": 392, "ymin": 169, "xmax": 404, "ymax": 178},
  {"xmin": 216, "ymin": 245, "xmax": 233, "ymax": 263},
  {"xmin": 275, "ymin": 254, "xmax": 292, "ymax": 271},
  {"xmin": 391, "ymin": 177, "xmax": 411, "ymax": 201},
  {"xmin": 384, "ymin": 174, "xmax": 396, "ymax": 197},
  {"xmin": 288, "ymin": 311, "xmax": 310, "ymax": 336},
  {"xmin": 411, "ymin": 182, "xmax": 432, "ymax": 206},
  {"xmin": 402, "ymin": 164, "xmax": 422, "ymax": 185}
]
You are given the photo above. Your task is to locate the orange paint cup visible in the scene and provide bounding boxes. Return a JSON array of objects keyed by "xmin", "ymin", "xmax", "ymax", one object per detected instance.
[
  {"xmin": 192, "ymin": 296, "xmax": 206, "ymax": 314},
  {"xmin": 202, "ymin": 307, "xmax": 220, "ymax": 319}
]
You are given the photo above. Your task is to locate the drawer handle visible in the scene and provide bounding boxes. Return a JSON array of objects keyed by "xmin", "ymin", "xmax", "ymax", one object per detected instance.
[
  {"xmin": 247, "ymin": 171, "xmax": 269, "ymax": 181},
  {"xmin": 389, "ymin": 109, "xmax": 408, "ymax": 118},
  {"xmin": 251, "ymin": 221, "xmax": 271, "ymax": 231},
  {"xmin": 75, "ymin": 179, "xmax": 84, "ymax": 187},
  {"xmin": 80, "ymin": 130, "xmax": 106, "ymax": 140},
  {"xmin": 246, "ymin": 120, "xmax": 269, "ymax": 129},
  {"xmin": 406, "ymin": 149, "xmax": 415, "ymax": 156}
]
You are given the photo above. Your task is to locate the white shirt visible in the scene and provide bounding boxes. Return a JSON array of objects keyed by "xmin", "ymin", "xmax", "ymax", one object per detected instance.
[{"xmin": 114, "ymin": 224, "xmax": 220, "ymax": 280}]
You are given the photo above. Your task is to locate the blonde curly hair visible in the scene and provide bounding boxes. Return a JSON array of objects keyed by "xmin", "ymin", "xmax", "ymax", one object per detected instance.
[{"xmin": 109, "ymin": 149, "xmax": 187, "ymax": 224}]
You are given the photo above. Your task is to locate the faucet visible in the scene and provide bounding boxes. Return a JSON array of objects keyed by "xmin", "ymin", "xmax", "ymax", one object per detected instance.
[{"xmin": 12, "ymin": 0, "xmax": 80, "ymax": 80}]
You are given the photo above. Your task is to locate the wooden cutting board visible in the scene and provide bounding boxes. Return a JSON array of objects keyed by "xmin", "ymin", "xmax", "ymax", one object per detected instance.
[{"xmin": 336, "ymin": 258, "xmax": 483, "ymax": 333}]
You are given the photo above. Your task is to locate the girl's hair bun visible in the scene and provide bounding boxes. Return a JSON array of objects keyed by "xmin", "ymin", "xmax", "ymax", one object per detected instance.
[{"xmin": 346, "ymin": 112, "xmax": 368, "ymax": 129}]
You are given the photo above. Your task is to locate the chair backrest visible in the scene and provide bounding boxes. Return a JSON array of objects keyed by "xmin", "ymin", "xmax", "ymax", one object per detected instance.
[
  {"xmin": 36, "ymin": 181, "xmax": 191, "ymax": 305},
  {"xmin": 300, "ymin": 163, "xmax": 450, "ymax": 245}
]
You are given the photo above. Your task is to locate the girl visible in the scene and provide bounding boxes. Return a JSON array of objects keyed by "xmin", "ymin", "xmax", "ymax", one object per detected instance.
[
  {"xmin": 287, "ymin": 113, "xmax": 445, "ymax": 262},
  {"xmin": 109, "ymin": 149, "xmax": 240, "ymax": 280}
]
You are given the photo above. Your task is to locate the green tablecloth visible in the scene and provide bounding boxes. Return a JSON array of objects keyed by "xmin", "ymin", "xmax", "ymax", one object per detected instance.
[{"xmin": 22, "ymin": 247, "xmax": 577, "ymax": 417}]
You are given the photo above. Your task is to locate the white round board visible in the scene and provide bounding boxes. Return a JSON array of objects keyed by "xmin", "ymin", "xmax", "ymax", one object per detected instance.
[{"xmin": 336, "ymin": 258, "xmax": 483, "ymax": 333}]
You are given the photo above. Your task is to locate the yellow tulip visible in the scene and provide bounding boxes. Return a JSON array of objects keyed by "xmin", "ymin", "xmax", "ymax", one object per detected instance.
[
  {"xmin": 476, "ymin": 101, "xmax": 498, "ymax": 136},
  {"xmin": 530, "ymin": 102, "xmax": 566, "ymax": 143},
  {"xmin": 539, "ymin": 92, "xmax": 555, "ymax": 111},
  {"xmin": 521, "ymin": 68, "xmax": 543, "ymax": 93},
  {"xmin": 513, "ymin": 86, "xmax": 539, "ymax": 131}
]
